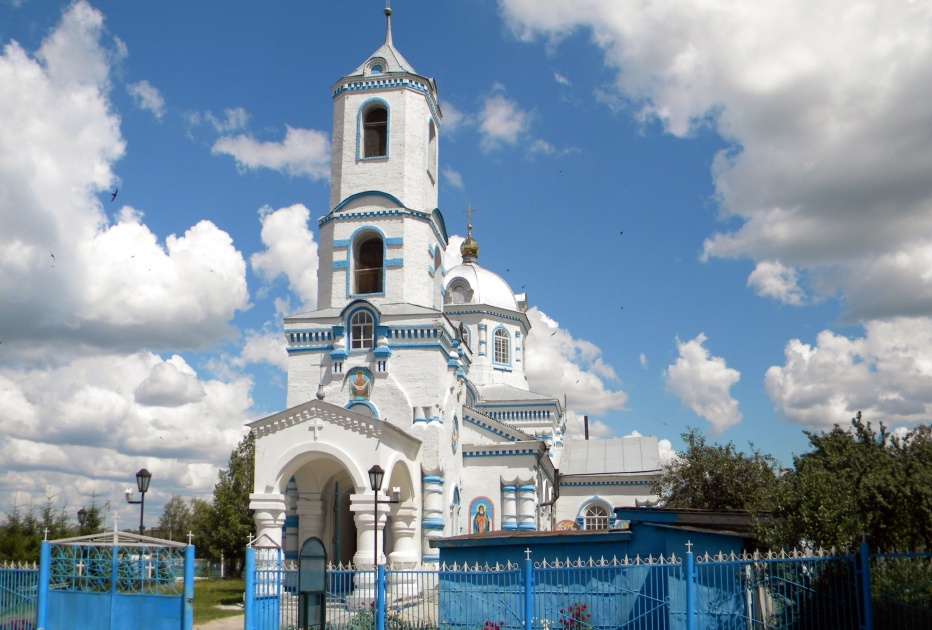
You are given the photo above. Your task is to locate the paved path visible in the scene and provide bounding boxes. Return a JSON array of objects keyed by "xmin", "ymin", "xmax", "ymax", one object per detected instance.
[{"xmin": 193, "ymin": 613, "xmax": 244, "ymax": 630}]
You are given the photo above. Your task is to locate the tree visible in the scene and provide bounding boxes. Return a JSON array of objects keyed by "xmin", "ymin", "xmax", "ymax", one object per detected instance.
[
  {"xmin": 775, "ymin": 413, "xmax": 932, "ymax": 551},
  {"xmin": 650, "ymin": 428, "xmax": 782, "ymax": 513},
  {"xmin": 200, "ymin": 432, "xmax": 256, "ymax": 575},
  {"xmin": 159, "ymin": 495, "xmax": 193, "ymax": 542}
]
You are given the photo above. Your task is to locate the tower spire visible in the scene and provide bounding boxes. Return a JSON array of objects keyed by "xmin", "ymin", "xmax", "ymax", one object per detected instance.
[{"xmin": 384, "ymin": 2, "xmax": 393, "ymax": 47}]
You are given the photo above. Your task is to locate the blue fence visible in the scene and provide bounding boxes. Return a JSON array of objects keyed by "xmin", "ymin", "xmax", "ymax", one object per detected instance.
[
  {"xmin": 0, "ymin": 561, "xmax": 38, "ymax": 630},
  {"xmin": 244, "ymin": 543, "xmax": 932, "ymax": 630}
]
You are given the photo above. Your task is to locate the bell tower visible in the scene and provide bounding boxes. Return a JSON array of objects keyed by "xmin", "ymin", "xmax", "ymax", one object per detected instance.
[{"xmin": 317, "ymin": 6, "xmax": 447, "ymax": 312}]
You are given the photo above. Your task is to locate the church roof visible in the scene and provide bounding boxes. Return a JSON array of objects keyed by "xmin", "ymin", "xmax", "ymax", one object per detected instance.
[
  {"xmin": 285, "ymin": 302, "xmax": 441, "ymax": 322},
  {"xmin": 560, "ymin": 437, "xmax": 662, "ymax": 475},
  {"xmin": 348, "ymin": 8, "xmax": 418, "ymax": 77},
  {"xmin": 476, "ymin": 383, "xmax": 557, "ymax": 404},
  {"xmin": 445, "ymin": 263, "xmax": 519, "ymax": 312}
]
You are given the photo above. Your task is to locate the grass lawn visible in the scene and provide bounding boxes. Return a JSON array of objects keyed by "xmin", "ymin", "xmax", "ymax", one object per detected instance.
[{"xmin": 193, "ymin": 578, "xmax": 245, "ymax": 624}]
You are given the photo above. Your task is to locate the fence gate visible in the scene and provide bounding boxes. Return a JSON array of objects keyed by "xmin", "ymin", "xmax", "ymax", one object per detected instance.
[{"xmin": 37, "ymin": 531, "xmax": 194, "ymax": 630}]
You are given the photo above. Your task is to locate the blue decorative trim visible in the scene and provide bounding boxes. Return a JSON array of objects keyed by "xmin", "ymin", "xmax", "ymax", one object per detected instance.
[
  {"xmin": 464, "ymin": 448, "xmax": 537, "ymax": 458},
  {"xmin": 385, "ymin": 258, "xmax": 403, "ymax": 267},
  {"xmin": 356, "ymin": 97, "xmax": 390, "ymax": 161},
  {"xmin": 502, "ymin": 486, "xmax": 517, "ymax": 493},
  {"xmin": 333, "ymin": 77, "xmax": 440, "ymax": 125},
  {"xmin": 333, "ymin": 260, "xmax": 348, "ymax": 269},
  {"xmin": 518, "ymin": 485, "xmax": 535, "ymax": 493},
  {"xmin": 502, "ymin": 523, "xmax": 518, "ymax": 532},
  {"xmin": 463, "ymin": 415, "xmax": 517, "ymax": 441},
  {"xmin": 561, "ymin": 480, "xmax": 653, "ymax": 487},
  {"xmin": 345, "ymin": 400, "xmax": 379, "ymax": 417},
  {"xmin": 423, "ymin": 475, "xmax": 444, "ymax": 485},
  {"xmin": 422, "ymin": 553, "xmax": 440, "ymax": 562},
  {"xmin": 426, "ymin": 416, "xmax": 442, "ymax": 424},
  {"xmin": 385, "ymin": 237, "xmax": 403, "ymax": 246},
  {"xmin": 445, "ymin": 308, "xmax": 530, "ymax": 334},
  {"xmin": 286, "ymin": 346, "xmax": 332, "ymax": 354},
  {"xmin": 332, "ymin": 190, "xmax": 404, "ymax": 213},
  {"xmin": 333, "ymin": 239, "xmax": 351, "ymax": 248},
  {"xmin": 330, "ymin": 349, "xmax": 348, "ymax": 360},
  {"xmin": 518, "ymin": 523, "xmax": 536, "ymax": 532},
  {"xmin": 421, "ymin": 518, "xmax": 445, "ymax": 530},
  {"xmin": 284, "ymin": 515, "xmax": 298, "ymax": 526},
  {"xmin": 321, "ymin": 203, "xmax": 448, "ymax": 245}
]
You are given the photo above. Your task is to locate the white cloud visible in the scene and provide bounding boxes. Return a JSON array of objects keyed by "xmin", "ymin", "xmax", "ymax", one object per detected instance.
[
  {"xmin": 554, "ymin": 72, "xmax": 571, "ymax": 86},
  {"xmin": 205, "ymin": 107, "xmax": 249, "ymax": 133},
  {"xmin": 525, "ymin": 307, "xmax": 628, "ymax": 416},
  {"xmin": 212, "ymin": 126, "xmax": 331, "ymax": 180},
  {"xmin": 664, "ymin": 333, "xmax": 742, "ymax": 433},
  {"xmin": 0, "ymin": 1, "xmax": 255, "ymax": 516},
  {"xmin": 765, "ymin": 317, "xmax": 932, "ymax": 430},
  {"xmin": 499, "ymin": 0, "xmax": 932, "ymax": 322},
  {"xmin": 478, "ymin": 86, "xmax": 533, "ymax": 151},
  {"xmin": 249, "ymin": 204, "xmax": 320, "ymax": 310},
  {"xmin": 127, "ymin": 80, "xmax": 165, "ymax": 119},
  {"xmin": 439, "ymin": 99, "xmax": 468, "ymax": 133},
  {"xmin": 747, "ymin": 260, "xmax": 805, "ymax": 305},
  {"xmin": 442, "ymin": 166, "xmax": 464, "ymax": 189},
  {"xmin": 0, "ymin": 5, "xmax": 248, "ymax": 353},
  {"xmin": 233, "ymin": 330, "xmax": 288, "ymax": 372}
]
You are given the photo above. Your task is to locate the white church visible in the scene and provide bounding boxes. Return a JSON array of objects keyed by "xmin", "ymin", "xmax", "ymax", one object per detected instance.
[{"xmin": 248, "ymin": 8, "xmax": 662, "ymax": 568}]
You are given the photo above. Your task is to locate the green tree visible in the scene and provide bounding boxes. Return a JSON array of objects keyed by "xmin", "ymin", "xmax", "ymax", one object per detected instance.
[
  {"xmin": 650, "ymin": 427, "xmax": 782, "ymax": 513},
  {"xmin": 775, "ymin": 413, "xmax": 932, "ymax": 551},
  {"xmin": 159, "ymin": 495, "xmax": 193, "ymax": 542},
  {"xmin": 200, "ymin": 432, "xmax": 256, "ymax": 575}
]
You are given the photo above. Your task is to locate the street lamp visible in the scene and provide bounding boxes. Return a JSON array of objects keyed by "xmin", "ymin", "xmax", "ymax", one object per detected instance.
[
  {"xmin": 125, "ymin": 468, "xmax": 152, "ymax": 535},
  {"xmin": 77, "ymin": 507, "xmax": 87, "ymax": 535},
  {"xmin": 368, "ymin": 465, "xmax": 384, "ymax": 569}
]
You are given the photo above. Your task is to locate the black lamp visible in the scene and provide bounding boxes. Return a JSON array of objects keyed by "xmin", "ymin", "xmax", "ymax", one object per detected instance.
[
  {"xmin": 77, "ymin": 507, "xmax": 87, "ymax": 534},
  {"xmin": 126, "ymin": 468, "xmax": 152, "ymax": 535},
  {"xmin": 368, "ymin": 465, "xmax": 384, "ymax": 568}
]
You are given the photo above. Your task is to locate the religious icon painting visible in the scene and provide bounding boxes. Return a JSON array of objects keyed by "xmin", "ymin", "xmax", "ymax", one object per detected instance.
[
  {"xmin": 556, "ymin": 519, "xmax": 578, "ymax": 531},
  {"xmin": 470, "ymin": 497, "xmax": 493, "ymax": 534},
  {"xmin": 347, "ymin": 368, "xmax": 372, "ymax": 401},
  {"xmin": 451, "ymin": 415, "xmax": 459, "ymax": 454}
]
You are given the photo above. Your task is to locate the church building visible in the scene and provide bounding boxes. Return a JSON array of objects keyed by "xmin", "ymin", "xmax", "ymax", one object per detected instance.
[{"xmin": 248, "ymin": 7, "xmax": 662, "ymax": 570}]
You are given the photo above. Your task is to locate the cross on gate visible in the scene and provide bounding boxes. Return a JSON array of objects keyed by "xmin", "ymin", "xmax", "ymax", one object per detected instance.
[
  {"xmin": 76, "ymin": 560, "xmax": 85, "ymax": 576},
  {"xmin": 309, "ymin": 417, "xmax": 324, "ymax": 440},
  {"xmin": 187, "ymin": 531, "xmax": 194, "ymax": 545},
  {"xmin": 685, "ymin": 540, "xmax": 693, "ymax": 553},
  {"xmin": 43, "ymin": 528, "xmax": 49, "ymax": 541},
  {"xmin": 247, "ymin": 533, "xmax": 255, "ymax": 548},
  {"xmin": 146, "ymin": 562, "xmax": 154, "ymax": 579}
]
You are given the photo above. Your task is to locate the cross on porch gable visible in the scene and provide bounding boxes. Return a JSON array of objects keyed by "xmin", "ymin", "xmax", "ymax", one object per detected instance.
[{"xmin": 309, "ymin": 416, "xmax": 325, "ymax": 440}]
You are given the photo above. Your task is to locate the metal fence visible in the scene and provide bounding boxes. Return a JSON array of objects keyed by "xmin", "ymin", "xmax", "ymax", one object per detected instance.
[
  {"xmin": 244, "ymin": 543, "xmax": 932, "ymax": 630},
  {"xmin": 0, "ymin": 561, "xmax": 38, "ymax": 630}
]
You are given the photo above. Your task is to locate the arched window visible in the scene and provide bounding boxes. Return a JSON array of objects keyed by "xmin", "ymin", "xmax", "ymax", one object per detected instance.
[
  {"xmin": 583, "ymin": 504, "xmax": 610, "ymax": 531},
  {"xmin": 459, "ymin": 323, "xmax": 470, "ymax": 350},
  {"xmin": 354, "ymin": 233, "xmax": 383, "ymax": 294},
  {"xmin": 350, "ymin": 311, "xmax": 374, "ymax": 350},
  {"xmin": 446, "ymin": 279, "xmax": 472, "ymax": 304},
  {"xmin": 363, "ymin": 106, "xmax": 388, "ymax": 158},
  {"xmin": 494, "ymin": 328, "xmax": 510, "ymax": 364}
]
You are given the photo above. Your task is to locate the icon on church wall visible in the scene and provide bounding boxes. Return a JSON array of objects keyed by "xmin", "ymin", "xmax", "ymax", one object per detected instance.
[
  {"xmin": 349, "ymin": 369, "xmax": 371, "ymax": 400},
  {"xmin": 470, "ymin": 498, "xmax": 493, "ymax": 534},
  {"xmin": 556, "ymin": 520, "xmax": 578, "ymax": 531},
  {"xmin": 452, "ymin": 415, "xmax": 459, "ymax": 454}
]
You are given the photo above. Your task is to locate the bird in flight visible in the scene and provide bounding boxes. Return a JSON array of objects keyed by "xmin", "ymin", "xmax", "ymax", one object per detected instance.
[
  {"xmin": 619, "ymin": 230, "xmax": 624, "ymax": 235},
  {"xmin": 50, "ymin": 252, "xmax": 55, "ymax": 261},
  {"xmin": 111, "ymin": 188, "xmax": 119, "ymax": 201}
]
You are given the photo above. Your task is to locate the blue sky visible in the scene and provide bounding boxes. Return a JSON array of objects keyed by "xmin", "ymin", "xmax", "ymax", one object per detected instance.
[{"xmin": 2, "ymin": 0, "xmax": 931, "ymax": 523}]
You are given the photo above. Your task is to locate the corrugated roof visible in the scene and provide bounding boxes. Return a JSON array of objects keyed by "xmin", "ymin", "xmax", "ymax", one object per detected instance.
[
  {"xmin": 476, "ymin": 383, "xmax": 556, "ymax": 403},
  {"xmin": 560, "ymin": 436, "xmax": 661, "ymax": 475}
]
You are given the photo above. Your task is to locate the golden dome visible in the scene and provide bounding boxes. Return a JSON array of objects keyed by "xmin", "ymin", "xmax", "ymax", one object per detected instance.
[{"xmin": 460, "ymin": 222, "xmax": 479, "ymax": 263}]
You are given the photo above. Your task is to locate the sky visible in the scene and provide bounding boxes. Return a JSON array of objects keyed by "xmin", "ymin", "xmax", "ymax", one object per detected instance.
[{"xmin": 2, "ymin": 0, "xmax": 932, "ymax": 526}]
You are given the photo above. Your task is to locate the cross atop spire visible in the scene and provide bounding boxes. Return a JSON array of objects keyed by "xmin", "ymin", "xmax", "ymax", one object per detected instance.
[{"xmin": 460, "ymin": 205, "xmax": 480, "ymax": 264}]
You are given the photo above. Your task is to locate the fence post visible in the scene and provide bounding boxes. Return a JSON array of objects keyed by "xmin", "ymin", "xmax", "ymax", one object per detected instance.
[
  {"xmin": 244, "ymin": 546, "xmax": 255, "ymax": 630},
  {"xmin": 183, "ymin": 545, "xmax": 195, "ymax": 630},
  {"xmin": 524, "ymin": 548, "xmax": 534, "ymax": 629},
  {"xmin": 36, "ymin": 540, "xmax": 50, "ymax": 630},
  {"xmin": 685, "ymin": 542, "xmax": 695, "ymax": 630},
  {"xmin": 859, "ymin": 540, "xmax": 873, "ymax": 630},
  {"xmin": 376, "ymin": 564, "xmax": 386, "ymax": 630}
]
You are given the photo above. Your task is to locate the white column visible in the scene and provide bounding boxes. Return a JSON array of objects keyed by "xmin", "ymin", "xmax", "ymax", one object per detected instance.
[
  {"xmin": 349, "ymin": 492, "xmax": 389, "ymax": 605},
  {"xmin": 250, "ymin": 493, "xmax": 286, "ymax": 547},
  {"xmin": 388, "ymin": 504, "xmax": 420, "ymax": 597},
  {"xmin": 421, "ymin": 473, "xmax": 444, "ymax": 563},
  {"xmin": 501, "ymin": 485, "xmax": 518, "ymax": 531},
  {"xmin": 297, "ymin": 498, "xmax": 326, "ymax": 551},
  {"xmin": 518, "ymin": 483, "xmax": 536, "ymax": 531}
]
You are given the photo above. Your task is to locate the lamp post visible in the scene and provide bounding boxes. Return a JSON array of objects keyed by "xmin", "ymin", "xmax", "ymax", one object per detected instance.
[
  {"xmin": 125, "ymin": 468, "xmax": 152, "ymax": 535},
  {"xmin": 77, "ymin": 507, "xmax": 87, "ymax": 535},
  {"xmin": 368, "ymin": 465, "xmax": 384, "ymax": 569}
]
